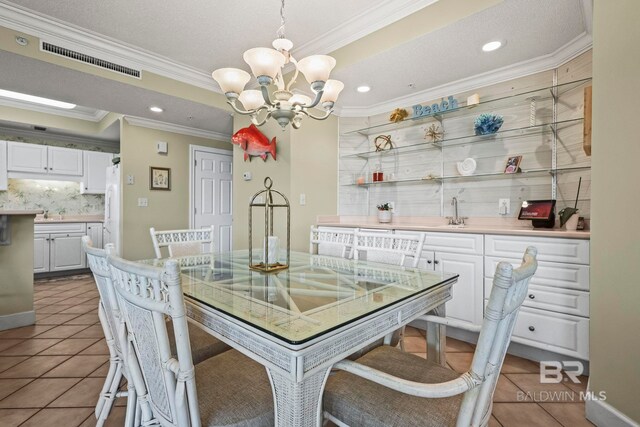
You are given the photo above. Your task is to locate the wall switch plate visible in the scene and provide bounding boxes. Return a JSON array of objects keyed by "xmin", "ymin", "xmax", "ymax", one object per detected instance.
[
  {"xmin": 499, "ymin": 198, "xmax": 510, "ymax": 215},
  {"xmin": 299, "ymin": 193, "xmax": 306, "ymax": 206},
  {"xmin": 156, "ymin": 141, "xmax": 168, "ymax": 154},
  {"xmin": 242, "ymin": 171, "xmax": 252, "ymax": 181},
  {"xmin": 127, "ymin": 175, "xmax": 135, "ymax": 185},
  {"xmin": 138, "ymin": 197, "xmax": 148, "ymax": 207}
]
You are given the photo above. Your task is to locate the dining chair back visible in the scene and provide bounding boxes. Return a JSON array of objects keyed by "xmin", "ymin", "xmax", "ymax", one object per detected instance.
[
  {"xmin": 82, "ymin": 237, "xmax": 137, "ymax": 427},
  {"xmin": 150, "ymin": 225, "xmax": 215, "ymax": 259},
  {"xmin": 107, "ymin": 251, "xmax": 200, "ymax": 426},
  {"xmin": 309, "ymin": 226, "xmax": 356, "ymax": 258},
  {"xmin": 107, "ymin": 250, "xmax": 275, "ymax": 427},
  {"xmin": 324, "ymin": 246, "xmax": 538, "ymax": 427},
  {"xmin": 353, "ymin": 230, "xmax": 425, "ymax": 268}
]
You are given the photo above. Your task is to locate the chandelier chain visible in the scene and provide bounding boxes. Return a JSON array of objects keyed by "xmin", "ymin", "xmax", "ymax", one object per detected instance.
[{"xmin": 277, "ymin": 0, "xmax": 286, "ymax": 39}]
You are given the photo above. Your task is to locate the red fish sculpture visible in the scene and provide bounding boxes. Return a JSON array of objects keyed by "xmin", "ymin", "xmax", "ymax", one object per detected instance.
[{"xmin": 231, "ymin": 124, "xmax": 277, "ymax": 162}]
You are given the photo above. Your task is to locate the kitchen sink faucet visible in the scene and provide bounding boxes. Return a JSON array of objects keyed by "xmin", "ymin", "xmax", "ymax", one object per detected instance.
[{"xmin": 447, "ymin": 197, "xmax": 467, "ymax": 226}]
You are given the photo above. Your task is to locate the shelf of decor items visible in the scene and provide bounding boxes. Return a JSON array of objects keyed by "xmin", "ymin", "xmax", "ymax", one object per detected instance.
[
  {"xmin": 341, "ymin": 78, "xmax": 591, "ymax": 137},
  {"xmin": 341, "ymin": 166, "xmax": 591, "ymax": 187},
  {"xmin": 341, "ymin": 118, "xmax": 584, "ymax": 160}
]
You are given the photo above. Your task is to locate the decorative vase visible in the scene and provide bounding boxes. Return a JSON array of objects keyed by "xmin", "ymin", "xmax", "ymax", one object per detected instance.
[
  {"xmin": 564, "ymin": 213, "xmax": 579, "ymax": 231},
  {"xmin": 378, "ymin": 210, "xmax": 392, "ymax": 223}
]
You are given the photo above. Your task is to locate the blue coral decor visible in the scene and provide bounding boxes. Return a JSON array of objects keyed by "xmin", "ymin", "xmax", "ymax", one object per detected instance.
[{"xmin": 474, "ymin": 113, "xmax": 504, "ymax": 135}]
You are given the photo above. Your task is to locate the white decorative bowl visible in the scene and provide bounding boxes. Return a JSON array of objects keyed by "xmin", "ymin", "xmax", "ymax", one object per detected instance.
[{"xmin": 457, "ymin": 158, "xmax": 477, "ymax": 176}]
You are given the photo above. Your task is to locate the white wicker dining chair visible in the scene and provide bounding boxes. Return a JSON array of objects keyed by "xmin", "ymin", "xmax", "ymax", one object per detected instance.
[
  {"xmin": 353, "ymin": 230, "xmax": 425, "ymax": 268},
  {"xmin": 150, "ymin": 225, "xmax": 215, "ymax": 259},
  {"xmin": 309, "ymin": 226, "xmax": 357, "ymax": 258},
  {"xmin": 83, "ymin": 238, "xmax": 230, "ymax": 426},
  {"xmin": 323, "ymin": 247, "xmax": 538, "ymax": 427},
  {"xmin": 106, "ymin": 250, "xmax": 274, "ymax": 427},
  {"xmin": 83, "ymin": 237, "xmax": 140, "ymax": 427}
]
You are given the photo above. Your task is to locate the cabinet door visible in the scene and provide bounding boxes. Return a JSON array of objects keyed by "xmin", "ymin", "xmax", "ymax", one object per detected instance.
[
  {"xmin": 7, "ymin": 141, "xmax": 48, "ymax": 173},
  {"xmin": 0, "ymin": 140, "xmax": 7, "ymax": 191},
  {"xmin": 34, "ymin": 234, "xmax": 50, "ymax": 273},
  {"xmin": 86, "ymin": 223, "xmax": 103, "ymax": 249},
  {"xmin": 435, "ymin": 252, "xmax": 484, "ymax": 326},
  {"xmin": 48, "ymin": 146, "xmax": 83, "ymax": 176},
  {"xmin": 82, "ymin": 151, "xmax": 112, "ymax": 194},
  {"xmin": 50, "ymin": 233, "xmax": 86, "ymax": 271}
]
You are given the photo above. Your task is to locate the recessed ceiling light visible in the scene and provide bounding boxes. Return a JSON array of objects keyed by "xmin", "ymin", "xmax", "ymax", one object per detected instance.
[
  {"xmin": 0, "ymin": 89, "xmax": 76, "ymax": 109},
  {"xmin": 357, "ymin": 85, "xmax": 371, "ymax": 93},
  {"xmin": 482, "ymin": 41, "xmax": 503, "ymax": 52},
  {"xmin": 149, "ymin": 106, "xmax": 163, "ymax": 113}
]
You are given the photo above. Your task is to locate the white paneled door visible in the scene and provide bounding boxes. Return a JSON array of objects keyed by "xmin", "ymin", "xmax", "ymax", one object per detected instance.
[{"xmin": 192, "ymin": 148, "xmax": 233, "ymax": 252}]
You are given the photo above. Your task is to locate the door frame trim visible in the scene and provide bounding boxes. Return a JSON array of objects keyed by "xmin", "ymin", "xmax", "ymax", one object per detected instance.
[{"xmin": 188, "ymin": 144, "xmax": 233, "ymax": 229}]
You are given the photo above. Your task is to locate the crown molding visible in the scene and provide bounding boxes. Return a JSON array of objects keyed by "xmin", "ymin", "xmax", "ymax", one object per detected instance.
[
  {"xmin": 294, "ymin": 0, "xmax": 438, "ymax": 58},
  {"xmin": 123, "ymin": 116, "xmax": 231, "ymax": 142},
  {"xmin": 0, "ymin": 125, "xmax": 119, "ymax": 148},
  {"xmin": 338, "ymin": 32, "xmax": 593, "ymax": 117},
  {"xmin": 0, "ymin": 1, "xmax": 219, "ymax": 92},
  {"xmin": 0, "ymin": 97, "xmax": 109, "ymax": 122}
]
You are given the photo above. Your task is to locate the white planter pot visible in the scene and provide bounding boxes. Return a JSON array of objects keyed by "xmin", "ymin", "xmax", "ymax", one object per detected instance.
[
  {"xmin": 378, "ymin": 210, "xmax": 392, "ymax": 223},
  {"xmin": 564, "ymin": 213, "xmax": 579, "ymax": 231}
]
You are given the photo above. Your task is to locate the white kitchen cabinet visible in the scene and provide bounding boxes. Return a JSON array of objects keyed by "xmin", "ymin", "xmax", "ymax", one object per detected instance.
[
  {"xmin": 49, "ymin": 233, "xmax": 86, "ymax": 271},
  {"xmin": 484, "ymin": 234, "xmax": 590, "ymax": 359},
  {"xmin": 34, "ymin": 222, "xmax": 88, "ymax": 273},
  {"xmin": 417, "ymin": 232, "xmax": 485, "ymax": 327},
  {"xmin": 82, "ymin": 151, "xmax": 112, "ymax": 194},
  {"xmin": 33, "ymin": 234, "xmax": 50, "ymax": 273},
  {"xmin": 7, "ymin": 141, "xmax": 83, "ymax": 178},
  {"xmin": 86, "ymin": 222, "xmax": 103, "ymax": 248},
  {"xmin": 0, "ymin": 140, "xmax": 7, "ymax": 191}
]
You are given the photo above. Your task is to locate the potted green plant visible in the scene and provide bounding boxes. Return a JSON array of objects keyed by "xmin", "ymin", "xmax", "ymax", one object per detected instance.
[{"xmin": 377, "ymin": 202, "xmax": 392, "ymax": 223}]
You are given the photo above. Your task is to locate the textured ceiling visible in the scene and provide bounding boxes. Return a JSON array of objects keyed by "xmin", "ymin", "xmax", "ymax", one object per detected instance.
[
  {"xmin": 333, "ymin": 0, "xmax": 587, "ymax": 108},
  {"xmin": 0, "ymin": 0, "xmax": 590, "ymax": 138}
]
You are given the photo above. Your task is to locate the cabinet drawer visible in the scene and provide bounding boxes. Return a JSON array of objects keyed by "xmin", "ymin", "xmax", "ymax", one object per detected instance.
[
  {"xmin": 35, "ymin": 222, "xmax": 86, "ymax": 234},
  {"xmin": 485, "ymin": 256, "xmax": 589, "ymax": 291},
  {"xmin": 484, "ymin": 279, "xmax": 589, "ymax": 317},
  {"xmin": 423, "ymin": 232, "xmax": 483, "ymax": 255},
  {"xmin": 485, "ymin": 234, "xmax": 589, "ymax": 264},
  {"xmin": 511, "ymin": 306, "xmax": 589, "ymax": 360}
]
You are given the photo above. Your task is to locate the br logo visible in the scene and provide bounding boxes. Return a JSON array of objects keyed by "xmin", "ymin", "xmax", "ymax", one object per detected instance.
[{"xmin": 540, "ymin": 361, "xmax": 584, "ymax": 384}]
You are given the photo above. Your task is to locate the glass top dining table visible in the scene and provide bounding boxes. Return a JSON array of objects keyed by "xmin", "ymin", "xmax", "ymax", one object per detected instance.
[
  {"xmin": 143, "ymin": 250, "xmax": 457, "ymax": 427},
  {"xmin": 144, "ymin": 250, "xmax": 458, "ymax": 346}
]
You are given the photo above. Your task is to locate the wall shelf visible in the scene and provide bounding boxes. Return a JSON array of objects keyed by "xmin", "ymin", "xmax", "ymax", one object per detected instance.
[{"xmin": 342, "ymin": 78, "xmax": 592, "ymax": 136}]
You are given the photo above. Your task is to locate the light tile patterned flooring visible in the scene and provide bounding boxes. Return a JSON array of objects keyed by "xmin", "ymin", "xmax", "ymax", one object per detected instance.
[{"xmin": 0, "ymin": 274, "xmax": 594, "ymax": 427}]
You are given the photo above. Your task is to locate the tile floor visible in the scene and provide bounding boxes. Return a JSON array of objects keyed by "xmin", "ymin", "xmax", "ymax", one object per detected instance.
[{"xmin": 0, "ymin": 274, "xmax": 594, "ymax": 427}]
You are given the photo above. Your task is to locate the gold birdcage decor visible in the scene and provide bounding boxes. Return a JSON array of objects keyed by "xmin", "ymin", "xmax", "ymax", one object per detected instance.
[{"xmin": 248, "ymin": 177, "xmax": 290, "ymax": 273}]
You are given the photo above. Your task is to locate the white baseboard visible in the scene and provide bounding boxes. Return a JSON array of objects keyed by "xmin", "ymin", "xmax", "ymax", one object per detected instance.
[
  {"xmin": 586, "ymin": 398, "xmax": 639, "ymax": 427},
  {"xmin": 0, "ymin": 310, "xmax": 35, "ymax": 331}
]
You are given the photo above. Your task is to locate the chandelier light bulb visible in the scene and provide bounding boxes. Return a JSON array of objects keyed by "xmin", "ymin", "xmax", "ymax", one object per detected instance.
[
  {"xmin": 212, "ymin": 68, "xmax": 251, "ymax": 95},
  {"xmin": 243, "ymin": 48, "xmax": 286, "ymax": 81},
  {"xmin": 238, "ymin": 90, "xmax": 265, "ymax": 111}
]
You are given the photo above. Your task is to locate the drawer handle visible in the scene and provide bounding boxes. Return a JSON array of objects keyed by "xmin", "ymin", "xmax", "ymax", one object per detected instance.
[
  {"xmin": 528, "ymin": 294, "xmax": 535, "ymax": 299},
  {"xmin": 528, "ymin": 326, "xmax": 535, "ymax": 332},
  {"xmin": 427, "ymin": 260, "xmax": 432, "ymax": 264},
  {"xmin": 434, "ymin": 260, "xmax": 440, "ymax": 265}
]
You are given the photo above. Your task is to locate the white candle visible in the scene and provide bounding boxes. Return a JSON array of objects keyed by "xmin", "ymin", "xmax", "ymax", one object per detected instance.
[
  {"xmin": 264, "ymin": 236, "xmax": 279, "ymax": 265},
  {"xmin": 467, "ymin": 93, "xmax": 480, "ymax": 106}
]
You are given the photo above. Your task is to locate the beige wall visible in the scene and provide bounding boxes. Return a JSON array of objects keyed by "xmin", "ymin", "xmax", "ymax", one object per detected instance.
[
  {"xmin": 120, "ymin": 120, "xmax": 231, "ymax": 260},
  {"xmin": 232, "ymin": 115, "xmax": 338, "ymax": 252},
  {"xmin": 0, "ymin": 215, "xmax": 35, "ymax": 328},
  {"xmin": 589, "ymin": 0, "xmax": 640, "ymax": 423}
]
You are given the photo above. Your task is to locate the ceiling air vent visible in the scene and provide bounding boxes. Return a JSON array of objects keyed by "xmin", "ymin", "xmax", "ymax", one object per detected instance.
[{"xmin": 41, "ymin": 42, "xmax": 141, "ymax": 78}]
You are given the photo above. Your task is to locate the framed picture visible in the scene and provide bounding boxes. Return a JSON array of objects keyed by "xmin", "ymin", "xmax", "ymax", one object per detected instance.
[
  {"xmin": 504, "ymin": 155, "xmax": 522, "ymax": 174},
  {"xmin": 150, "ymin": 167, "xmax": 171, "ymax": 190}
]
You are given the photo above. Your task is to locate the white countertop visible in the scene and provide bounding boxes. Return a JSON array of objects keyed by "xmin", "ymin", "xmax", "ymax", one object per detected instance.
[
  {"xmin": 0, "ymin": 210, "xmax": 44, "ymax": 216},
  {"xmin": 316, "ymin": 216, "xmax": 591, "ymax": 240},
  {"xmin": 34, "ymin": 215, "xmax": 104, "ymax": 224}
]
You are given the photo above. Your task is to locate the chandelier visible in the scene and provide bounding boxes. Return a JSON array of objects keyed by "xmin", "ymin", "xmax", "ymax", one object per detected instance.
[{"xmin": 211, "ymin": 0, "xmax": 344, "ymax": 129}]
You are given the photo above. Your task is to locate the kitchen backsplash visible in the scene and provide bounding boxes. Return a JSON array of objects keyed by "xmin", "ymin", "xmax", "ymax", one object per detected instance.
[{"xmin": 0, "ymin": 179, "xmax": 104, "ymax": 215}]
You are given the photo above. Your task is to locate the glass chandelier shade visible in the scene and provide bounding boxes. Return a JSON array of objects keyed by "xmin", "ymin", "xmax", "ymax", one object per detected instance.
[{"xmin": 211, "ymin": 0, "xmax": 343, "ymax": 129}]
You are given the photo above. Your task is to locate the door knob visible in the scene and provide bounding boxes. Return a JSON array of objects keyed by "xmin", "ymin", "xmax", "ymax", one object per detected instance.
[
  {"xmin": 528, "ymin": 294, "xmax": 535, "ymax": 299},
  {"xmin": 528, "ymin": 326, "xmax": 535, "ymax": 332}
]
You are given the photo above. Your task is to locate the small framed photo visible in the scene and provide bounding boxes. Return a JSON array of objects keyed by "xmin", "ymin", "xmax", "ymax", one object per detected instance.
[
  {"xmin": 150, "ymin": 167, "xmax": 171, "ymax": 190},
  {"xmin": 504, "ymin": 155, "xmax": 523, "ymax": 174}
]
